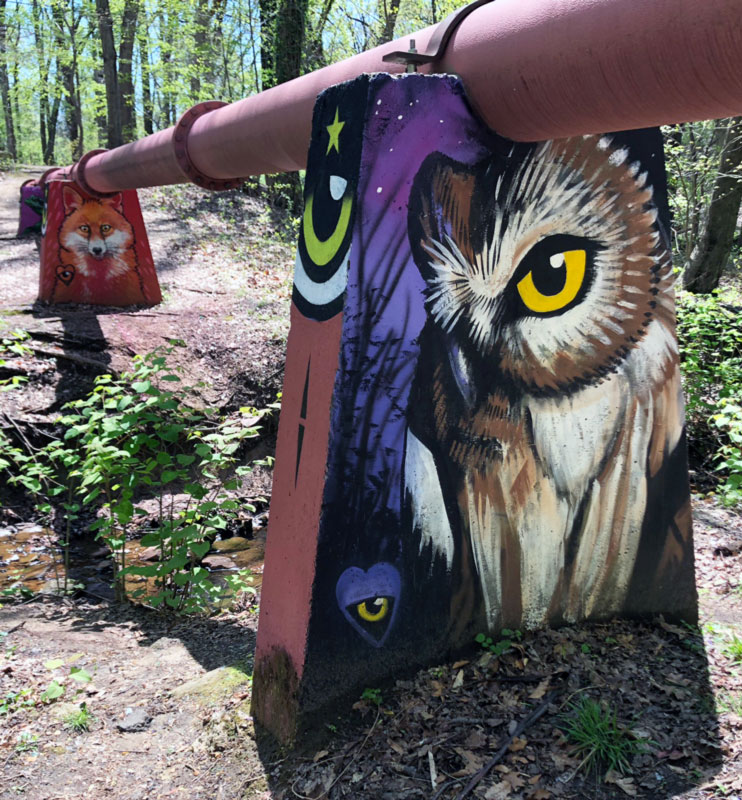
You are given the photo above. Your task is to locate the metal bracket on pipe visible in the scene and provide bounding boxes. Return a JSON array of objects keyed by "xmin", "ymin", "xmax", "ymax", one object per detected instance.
[
  {"xmin": 173, "ymin": 102, "xmax": 245, "ymax": 191},
  {"xmin": 381, "ymin": 0, "xmax": 494, "ymax": 70}
]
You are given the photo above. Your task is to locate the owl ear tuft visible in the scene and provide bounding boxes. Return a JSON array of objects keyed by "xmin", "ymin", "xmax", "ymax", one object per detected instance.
[{"xmin": 408, "ymin": 153, "xmax": 477, "ymax": 283}]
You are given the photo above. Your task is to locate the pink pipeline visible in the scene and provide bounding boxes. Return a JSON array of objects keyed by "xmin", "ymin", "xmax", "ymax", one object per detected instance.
[{"xmin": 41, "ymin": 0, "xmax": 742, "ymax": 194}]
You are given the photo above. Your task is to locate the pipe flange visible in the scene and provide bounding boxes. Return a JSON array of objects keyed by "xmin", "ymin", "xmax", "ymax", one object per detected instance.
[
  {"xmin": 173, "ymin": 101, "xmax": 243, "ymax": 191},
  {"xmin": 72, "ymin": 149, "xmax": 110, "ymax": 195}
]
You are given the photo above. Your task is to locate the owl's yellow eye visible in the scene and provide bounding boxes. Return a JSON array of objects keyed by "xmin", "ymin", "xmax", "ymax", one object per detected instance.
[
  {"xmin": 516, "ymin": 249, "xmax": 587, "ymax": 314},
  {"xmin": 356, "ymin": 596, "xmax": 389, "ymax": 622}
]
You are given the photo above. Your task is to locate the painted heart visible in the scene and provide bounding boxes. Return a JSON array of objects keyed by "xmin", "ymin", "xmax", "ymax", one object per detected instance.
[
  {"xmin": 335, "ymin": 562, "xmax": 401, "ymax": 648},
  {"xmin": 56, "ymin": 265, "xmax": 75, "ymax": 286}
]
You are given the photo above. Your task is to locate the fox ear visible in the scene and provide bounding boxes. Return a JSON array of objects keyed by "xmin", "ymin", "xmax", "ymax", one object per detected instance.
[
  {"xmin": 407, "ymin": 153, "xmax": 477, "ymax": 284},
  {"xmin": 101, "ymin": 192, "xmax": 124, "ymax": 214},
  {"xmin": 62, "ymin": 186, "xmax": 83, "ymax": 214}
]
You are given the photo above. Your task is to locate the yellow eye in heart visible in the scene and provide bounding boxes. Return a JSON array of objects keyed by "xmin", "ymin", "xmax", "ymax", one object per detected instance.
[
  {"xmin": 516, "ymin": 249, "xmax": 587, "ymax": 313},
  {"xmin": 356, "ymin": 596, "xmax": 389, "ymax": 622}
]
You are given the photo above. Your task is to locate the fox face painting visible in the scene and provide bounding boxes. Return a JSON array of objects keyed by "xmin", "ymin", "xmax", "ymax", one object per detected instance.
[
  {"xmin": 404, "ymin": 134, "xmax": 693, "ymax": 639},
  {"xmin": 50, "ymin": 187, "xmax": 148, "ymax": 305}
]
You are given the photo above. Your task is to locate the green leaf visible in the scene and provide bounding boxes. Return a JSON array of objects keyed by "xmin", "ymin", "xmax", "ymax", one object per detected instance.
[
  {"xmin": 69, "ymin": 667, "xmax": 92, "ymax": 683},
  {"xmin": 41, "ymin": 681, "xmax": 65, "ymax": 702},
  {"xmin": 165, "ymin": 553, "xmax": 189, "ymax": 571},
  {"xmin": 44, "ymin": 658, "xmax": 65, "ymax": 670},
  {"xmin": 190, "ymin": 541, "xmax": 211, "ymax": 559}
]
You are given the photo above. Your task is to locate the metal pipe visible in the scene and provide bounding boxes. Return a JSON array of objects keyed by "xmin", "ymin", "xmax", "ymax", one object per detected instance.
[{"xmin": 46, "ymin": 0, "xmax": 742, "ymax": 193}]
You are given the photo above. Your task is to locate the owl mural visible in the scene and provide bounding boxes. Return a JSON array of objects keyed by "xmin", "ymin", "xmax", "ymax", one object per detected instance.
[
  {"xmin": 405, "ymin": 135, "xmax": 691, "ymax": 639},
  {"xmin": 275, "ymin": 75, "xmax": 695, "ymax": 719}
]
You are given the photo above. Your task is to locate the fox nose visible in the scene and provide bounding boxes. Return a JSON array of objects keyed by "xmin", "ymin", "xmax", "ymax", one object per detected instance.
[{"xmin": 91, "ymin": 246, "xmax": 103, "ymax": 256}]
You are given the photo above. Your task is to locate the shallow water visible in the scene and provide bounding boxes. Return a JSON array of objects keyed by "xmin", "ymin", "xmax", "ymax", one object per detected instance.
[{"xmin": 0, "ymin": 523, "xmax": 265, "ymax": 602}]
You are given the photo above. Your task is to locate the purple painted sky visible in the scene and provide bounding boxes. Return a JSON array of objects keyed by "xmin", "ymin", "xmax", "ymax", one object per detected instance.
[{"xmin": 323, "ymin": 73, "xmax": 496, "ymax": 526}]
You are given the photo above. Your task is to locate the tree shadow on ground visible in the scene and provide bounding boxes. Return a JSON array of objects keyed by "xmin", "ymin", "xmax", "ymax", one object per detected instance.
[
  {"xmin": 30, "ymin": 303, "xmax": 113, "ymax": 411},
  {"xmin": 62, "ymin": 596, "xmax": 257, "ymax": 674}
]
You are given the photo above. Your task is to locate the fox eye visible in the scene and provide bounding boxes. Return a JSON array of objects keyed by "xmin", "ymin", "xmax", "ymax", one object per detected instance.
[
  {"xmin": 100, "ymin": 224, "xmax": 112, "ymax": 233},
  {"xmin": 79, "ymin": 224, "xmax": 90, "ymax": 233}
]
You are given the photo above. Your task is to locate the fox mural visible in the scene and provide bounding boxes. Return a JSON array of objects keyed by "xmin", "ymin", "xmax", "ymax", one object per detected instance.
[
  {"xmin": 38, "ymin": 181, "xmax": 160, "ymax": 307},
  {"xmin": 52, "ymin": 187, "xmax": 146, "ymax": 305}
]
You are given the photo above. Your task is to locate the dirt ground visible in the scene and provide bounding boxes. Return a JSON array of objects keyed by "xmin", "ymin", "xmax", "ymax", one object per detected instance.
[{"xmin": 1, "ymin": 170, "xmax": 742, "ymax": 800}]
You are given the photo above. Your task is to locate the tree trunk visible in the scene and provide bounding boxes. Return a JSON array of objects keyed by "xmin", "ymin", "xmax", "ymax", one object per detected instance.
[
  {"xmin": 96, "ymin": 0, "xmax": 122, "ymax": 148},
  {"xmin": 44, "ymin": 94, "xmax": 61, "ymax": 164},
  {"xmin": 138, "ymin": 19, "xmax": 153, "ymax": 135},
  {"xmin": 190, "ymin": 0, "xmax": 227, "ymax": 101},
  {"xmin": 259, "ymin": 0, "xmax": 278, "ymax": 90},
  {"xmin": 305, "ymin": 0, "xmax": 334, "ymax": 71},
  {"xmin": 70, "ymin": 40, "xmax": 84, "ymax": 158},
  {"xmin": 0, "ymin": 0, "xmax": 16, "ymax": 160},
  {"xmin": 271, "ymin": 0, "xmax": 308, "ymax": 210},
  {"xmin": 376, "ymin": 0, "xmax": 399, "ymax": 45},
  {"xmin": 31, "ymin": 0, "xmax": 51, "ymax": 162},
  {"xmin": 118, "ymin": 0, "xmax": 139, "ymax": 141},
  {"xmin": 684, "ymin": 117, "xmax": 742, "ymax": 293},
  {"xmin": 50, "ymin": 1, "xmax": 83, "ymax": 159},
  {"xmin": 190, "ymin": 0, "xmax": 208, "ymax": 100}
]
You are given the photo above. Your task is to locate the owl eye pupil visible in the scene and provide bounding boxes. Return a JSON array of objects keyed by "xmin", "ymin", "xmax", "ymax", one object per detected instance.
[{"xmin": 531, "ymin": 253, "xmax": 568, "ymax": 297}]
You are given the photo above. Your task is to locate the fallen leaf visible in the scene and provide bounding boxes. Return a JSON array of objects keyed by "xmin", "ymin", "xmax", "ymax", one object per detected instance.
[
  {"xmin": 484, "ymin": 782, "xmax": 512, "ymax": 799},
  {"xmin": 529, "ymin": 679, "xmax": 550, "ymax": 700},
  {"xmin": 658, "ymin": 616, "xmax": 687, "ymax": 638},
  {"xmin": 452, "ymin": 669, "xmax": 465, "ymax": 689},
  {"xmin": 452, "ymin": 660, "xmax": 469, "ymax": 669},
  {"xmin": 508, "ymin": 736, "xmax": 528, "ymax": 752},
  {"xmin": 387, "ymin": 739, "xmax": 405, "ymax": 755},
  {"xmin": 605, "ymin": 770, "xmax": 638, "ymax": 796},
  {"xmin": 503, "ymin": 771, "xmax": 526, "ymax": 790},
  {"xmin": 454, "ymin": 747, "xmax": 485, "ymax": 774},
  {"xmin": 464, "ymin": 729, "xmax": 487, "ymax": 749},
  {"xmin": 312, "ymin": 750, "xmax": 328, "ymax": 762},
  {"xmin": 528, "ymin": 790, "xmax": 551, "ymax": 799}
]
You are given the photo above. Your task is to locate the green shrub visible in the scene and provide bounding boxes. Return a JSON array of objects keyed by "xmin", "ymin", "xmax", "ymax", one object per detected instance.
[
  {"xmin": 676, "ymin": 291, "xmax": 742, "ymax": 506},
  {"xmin": 0, "ymin": 347, "xmax": 269, "ymax": 612}
]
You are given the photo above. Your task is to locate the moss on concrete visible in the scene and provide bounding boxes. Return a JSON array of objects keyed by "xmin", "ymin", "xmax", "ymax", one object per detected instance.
[{"xmin": 171, "ymin": 660, "xmax": 252, "ymax": 705}]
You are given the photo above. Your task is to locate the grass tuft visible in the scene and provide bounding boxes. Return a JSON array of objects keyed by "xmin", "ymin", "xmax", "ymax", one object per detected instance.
[
  {"xmin": 559, "ymin": 696, "xmax": 640, "ymax": 776},
  {"xmin": 63, "ymin": 702, "xmax": 95, "ymax": 734}
]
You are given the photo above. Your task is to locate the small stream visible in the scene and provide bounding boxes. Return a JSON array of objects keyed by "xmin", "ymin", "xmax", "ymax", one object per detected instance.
[{"xmin": 0, "ymin": 522, "xmax": 265, "ymax": 603}]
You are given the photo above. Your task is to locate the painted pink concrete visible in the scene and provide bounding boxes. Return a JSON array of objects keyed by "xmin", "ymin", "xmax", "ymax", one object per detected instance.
[
  {"xmin": 255, "ymin": 307, "xmax": 344, "ymax": 679},
  {"xmin": 44, "ymin": 0, "xmax": 742, "ymax": 193}
]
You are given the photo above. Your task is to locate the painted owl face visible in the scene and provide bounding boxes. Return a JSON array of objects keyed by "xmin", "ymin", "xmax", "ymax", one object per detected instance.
[{"xmin": 408, "ymin": 136, "xmax": 673, "ymax": 397}]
